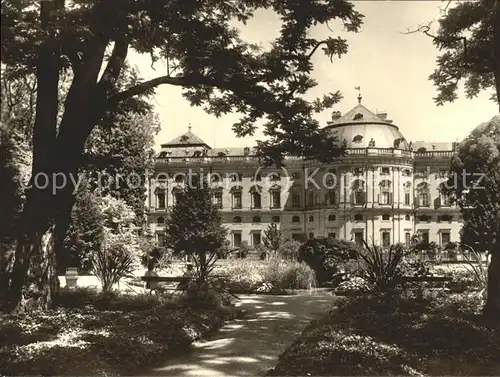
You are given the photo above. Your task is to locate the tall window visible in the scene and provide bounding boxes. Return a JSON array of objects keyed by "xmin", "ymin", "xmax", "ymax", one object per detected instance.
[
  {"xmin": 382, "ymin": 231, "xmax": 391, "ymax": 247},
  {"xmin": 307, "ymin": 190, "xmax": 315, "ymax": 207},
  {"xmin": 421, "ymin": 231, "xmax": 429, "ymax": 243},
  {"xmin": 405, "ymin": 232, "xmax": 411, "ymax": 245},
  {"xmin": 232, "ymin": 191, "xmax": 242, "ymax": 209},
  {"xmin": 326, "ymin": 189, "xmax": 336, "ymax": 205},
  {"xmin": 291, "ymin": 191, "xmax": 301, "ymax": 208},
  {"xmin": 156, "ymin": 191, "xmax": 166, "ymax": 209},
  {"xmin": 309, "ymin": 215, "xmax": 314, "ymax": 222},
  {"xmin": 416, "ymin": 182, "xmax": 430, "ymax": 207},
  {"xmin": 252, "ymin": 232, "xmax": 262, "ymax": 246},
  {"xmin": 157, "ymin": 233, "xmax": 165, "ymax": 247},
  {"xmin": 271, "ymin": 190, "xmax": 281, "ymax": 208},
  {"xmin": 251, "ymin": 191, "xmax": 262, "ymax": 209},
  {"xmin": 404, "ymin": 181, "xmax": 411, "ymax": 205},
  {"xmin": 354, "ymin": 232, "xmax": 364, "ymax": 246},
  {"xmin": 213, "ymin": 191, "xmax": 223, "ymax": 209},
  {"xmin": 379, "ymin": 180, "xmax": 392, "ymax": 205},
  {"xmin": 439, "ymin": 192, "xmax": 450, "ymax": 207},
  {"xmin": 233, "ymin": 233, "xmax": 242, "ymax": 247},
  {"xmin": 352, "ymin": 179, "xmax": 366, "ymax": 205}
]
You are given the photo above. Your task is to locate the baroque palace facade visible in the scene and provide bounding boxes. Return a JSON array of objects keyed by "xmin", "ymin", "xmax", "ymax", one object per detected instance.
[{"xmin": 146, "ymin": 100, "xmax": 462, "ymax": 249}]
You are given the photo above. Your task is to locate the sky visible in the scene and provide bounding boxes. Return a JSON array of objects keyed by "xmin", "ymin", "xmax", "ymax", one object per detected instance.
[{"xmin": 128, "ymin": 1, "xmax": 497, "ymax": 151}]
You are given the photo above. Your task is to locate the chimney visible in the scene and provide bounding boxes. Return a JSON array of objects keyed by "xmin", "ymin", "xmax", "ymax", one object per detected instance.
[
  {"xmin": 331, "ymin": 111, "xmax": 342, "ymax": 120},
  {"xmin": 377, "ymin": 112, "xmax": 388, "ymax": 120}
]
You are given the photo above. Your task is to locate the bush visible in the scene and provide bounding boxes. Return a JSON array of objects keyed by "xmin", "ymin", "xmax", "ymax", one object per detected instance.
[
  {"xmin": 280, "ymin": 262, "xmax": 316, "ymax": 289},
  {"xmin": 238, "ymin": 241, "xmax": 250, "ymax": 259},
  {"xmin": 277, "ymin": 240, "xmax": 301, "ymax": 260},
  {"xmin": 91, "ymin": 233, "xmax": 139, "ymax": 291},
  {"xmin": 298, "ymin": 238, "xmax": 360, "ymax": 285},
  {"xmin": 334, "ymin": 276, "xmax": 373, "ymax": 296}
]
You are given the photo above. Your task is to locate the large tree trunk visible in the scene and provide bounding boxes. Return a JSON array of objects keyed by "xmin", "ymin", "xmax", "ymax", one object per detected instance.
[
  {"xmin": 484, "ymin": 250, "xmax": 500, "ymax": 319},
  {"xmin": 495, "ymin": 0, "xmax": 500, "ymax": 112}
]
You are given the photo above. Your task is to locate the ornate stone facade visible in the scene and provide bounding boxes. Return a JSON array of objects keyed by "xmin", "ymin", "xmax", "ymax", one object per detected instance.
[{"xmin": 147, "ymin": 104, "xmax": 462, "ymax": 248}]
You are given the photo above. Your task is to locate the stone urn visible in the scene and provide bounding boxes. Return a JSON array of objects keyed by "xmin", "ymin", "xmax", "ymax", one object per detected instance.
[{"xmin": 65, "ymin": 267, "xmax": 79, "ymax": 288}]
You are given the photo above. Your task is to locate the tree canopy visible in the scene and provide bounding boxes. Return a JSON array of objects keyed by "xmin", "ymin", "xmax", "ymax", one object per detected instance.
[{"xmin": 428, "ymin": 0, "xmax": 499, "ymax": 109}]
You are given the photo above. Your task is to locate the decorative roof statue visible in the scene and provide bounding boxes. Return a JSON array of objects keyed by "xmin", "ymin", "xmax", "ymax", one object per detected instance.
[{"xmin": 368, "ymin": 138, "xmax": 376, "ymax": 147}]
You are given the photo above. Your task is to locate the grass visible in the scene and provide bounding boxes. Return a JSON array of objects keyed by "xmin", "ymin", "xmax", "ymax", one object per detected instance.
[
  {"xmin": 0, "ymin": 287, "xmax": 239, "ymax": 376},
  {"xmin": 268, "ymin": 291, "xmax": 500, "ymax": 376}
]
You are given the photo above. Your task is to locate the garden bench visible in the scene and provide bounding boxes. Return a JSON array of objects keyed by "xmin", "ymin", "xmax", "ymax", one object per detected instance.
[{"xmin": 141, "ymin": 274, "xmax": 236, "ymax": 298}]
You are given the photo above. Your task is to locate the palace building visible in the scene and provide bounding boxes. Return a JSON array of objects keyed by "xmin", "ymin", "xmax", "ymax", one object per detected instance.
[{"xmin": 146, "ymin": 99, "xmax": 462, "ymax": 249}]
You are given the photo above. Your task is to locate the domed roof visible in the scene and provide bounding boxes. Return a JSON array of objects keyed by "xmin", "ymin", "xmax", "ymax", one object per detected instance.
[{"xmin": 323, "ymin": 103, "xmax": 409, "ymax": 150}]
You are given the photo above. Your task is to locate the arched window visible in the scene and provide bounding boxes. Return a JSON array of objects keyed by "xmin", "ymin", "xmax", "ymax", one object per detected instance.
[
  {"xmin": 233, "ymin": 216, "xmax": 242, "ymax": 223},
  {"xmin": 309, "ymin": 215, "xmax": 314, "ymax": 222},
  {"xmin": 351, "ymin": 179, "xmax": 366, "ymax": 205},
  {"xmin": 416, "ymin": 182, "xmax": 430, "ymax": 207},
  {"xmin": 379, "ymin": 180, "xmax": 392, "ymax": 205},
  {"xmin": 405, "ymin": 214, "xmax": 410, "ymax": 221},
  {"xmin": 250, "ymin": 185, "xmax": 262, "ymax": 209},
  {"xmin": 157, "ymin": 216, "xmax": 165, "ymax": 224},
  {"xmin": 156, "ymin": 189, "xmax": 166, "ymax": 209},
  {"xmin": 291, "ymin": 191, "xmax": 301, "ymax": 208},
  {"xmin": 272, "ymin": 216, "xmax": 280, "ymax": 223},
  {"xmin": 269, "ymin": 185, "xmax": 281, "ymax": 208},
  {"xmin": 382, "ymin": 214, "xmax": 390, "ymax": 221},
  {"xmin": 292, "ymin": 216, "xmax": 300, "ymax": 223},
  {"xmin": 252, "ymin": 216, "xmax": 261, "ymax": 223},
  {"xmin": 354, "ymin": 214, "xmax": 363, "ymax": 222},
  {"xmin": 328, "ymin": 214, "xmax": 336, "ymax": 221}
]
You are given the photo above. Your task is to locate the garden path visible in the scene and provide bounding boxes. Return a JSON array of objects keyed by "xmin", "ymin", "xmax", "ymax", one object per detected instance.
[{"xmin": 142, "ymin": 291, "xmax": 338, "ymax": 376}]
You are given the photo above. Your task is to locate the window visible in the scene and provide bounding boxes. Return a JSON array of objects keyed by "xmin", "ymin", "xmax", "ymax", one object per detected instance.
[
  {"xmin": 402, "ymin": 169, "xmax": 412, "ymax": 177},
  {"xmin": 272, "ymin": 216, "xmax": 280, "ymax": 223},
  {"xmin": 354, "ymin": 167, "xmax": 364, "ymax": 175},
  {"xmin": 252, "ymin": 233, "xmax": 262, "ymax": 246},
  {"xmin": 421, "ymin": 231, "xmax": 429, "ymax": 243},
  {"xmin": 328, "ymin": 232, "xmax": 336, "ymax": 239},
  {"xmin": 404, "ymin": 192, "xmax": 411, "ymax": 205},
  {"xmin": 157, "ymin": 192, "xmax": 166, "ymax": 209},
  {"xmin": 252, "ymin": 191, "xmax": 262, "ymax": 209},
  {"xmin": 352, "ymin": 134, "xmax": 363, "ymax": 143},
  {"xmin": 309, "ymin": 215, "xmax": 314, "ymax": 222},
  {"xmin": 210, "ymin": 173, "xmax": 221, "ymax": 183},
  {"xmin": 379, "ymin": 180, "xmax": 392, "ymax": 205},
  {"xmin": 354, "ymin": 232, "xmax": 364, "ymax": 246},
  {"xmin": 308, "ymin": 190, "xmax": 315, "ymax": 207},
  {"xmin": 291, "ymin": 191, "xmax": 301, "ymax": 208},
  {"xmin": 271, "ymin": 191, "xmax": 281, "ymax": 208},
  {"xmin": 252, "ymin": 216, "xmax": 261, "ymax": 223},
  {"xmin": 233, "ymin": 233, "xmax": 242, "ymax": 247},
  {"xmin": 213, "ymin": 191, "xmax": 223, "ymax": 209},
  {"xmin": 328, "ymin": 214, "xmax": 336, "ymax": 221},
  {"xmin": 416, "ymin": 182, "xmax": 430, "ymax": 207},
  {"xmin": 174, "ymin": 174, "xmax": 184, "ymax": 183},
  {"xmin": 233, "ymin": 216, "xmax": 242, "ymax": 223},
  {"xmin": 232, "ymin": 191, "xmax": 242, "ymax": 209},
  {"xmin": 439, "ymin": 193, "xmax": 450, "ymax": 207},
  {"xmin": 418, "ymin": 215, "xmax": 431, "ymax": 223},
  {"xmin": 441, "ymin": 232, "xmax": 450, "ymax": 247},
  {"xmin": 292, "ymin": 216, "xmax": 300, "ymax": 223},
  {"xmin": 382, "ymin": 214, "xmax": 390, "ymax": 221},
  {"xmin": 157, "ymin": 233, "xmax": 165, "ymax": 247},
  {"xmin": 405, "ymin": 232, "xmax": 411, "ymax": 245},
  {"xmin": 308, "ymin": 232, "xmax": 315, "ymax": 239},
  {"xmin": 382, "ymin": 231, "xmax": 391, "ymax": 247},
  {"xmin": 157, "ymin": 216, "xmax": 165, "ymax": 224},
  {"xmin": 440, "ymin": 215, "xmax": 453, "ymax": 223},
  {"xmin": 291, "ymin": 172, "xmax": 300, "ymax": 180},
  {"xmin": 405, "ymin": 214, "xmax": 410, "ymax": 221},
  {"xmin": 354, "ymin": 214, "xmax": 363, "ymax": 222},
  {"xmin": 352, "ymin": 179, "xmax": 366, "ymax": 205},
  {"xmin": 326, "ymin": 189, "xmax": 336, "ymax": 205},
  {"xmin": 381, "ymin": 167, "xmax": 390, "ymax": 175}
]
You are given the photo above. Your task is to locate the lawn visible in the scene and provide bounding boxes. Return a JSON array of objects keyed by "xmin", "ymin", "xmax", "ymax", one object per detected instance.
[
  {"xmin": 268, "ymin": 291, "xmax": 500, "ymax": 376},
  {"xmin": 0, "ymin": 288, "xmax": 240, "ymax": 376}
]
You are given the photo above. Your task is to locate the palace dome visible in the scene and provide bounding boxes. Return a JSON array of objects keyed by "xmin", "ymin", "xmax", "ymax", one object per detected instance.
[{"xmin": 323, "ymin": 103, "xmax": 409, "ymax": 150}]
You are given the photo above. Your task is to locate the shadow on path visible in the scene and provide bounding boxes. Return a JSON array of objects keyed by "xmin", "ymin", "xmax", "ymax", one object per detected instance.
[{"xmin": 143, "ymin": 291, "xmax": 338, "ymax": 376}]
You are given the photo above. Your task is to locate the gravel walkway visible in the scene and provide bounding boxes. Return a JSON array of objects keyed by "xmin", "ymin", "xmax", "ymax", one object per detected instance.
[{"xmin": 143, "ymin": 291, "xmax": 338, "ymax": 376}]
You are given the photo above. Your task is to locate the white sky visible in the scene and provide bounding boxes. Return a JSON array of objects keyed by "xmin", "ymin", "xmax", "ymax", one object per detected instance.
[{"xmin": 128, "ymin": 1, "xmax": 497, "ymax": 151}]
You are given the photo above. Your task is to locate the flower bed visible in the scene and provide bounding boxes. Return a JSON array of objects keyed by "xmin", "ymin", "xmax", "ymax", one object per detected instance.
[
  {"xmin": 0, "ymin": 288, "xmax": 239, "ymax": 376},
  {"xmin": 267, "ymin": 291, "xmax": 500, "ymax": 376}
]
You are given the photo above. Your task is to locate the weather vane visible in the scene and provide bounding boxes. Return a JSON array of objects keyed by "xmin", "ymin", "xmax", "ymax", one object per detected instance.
[{"xmin": 355, "ymin": 86, "xmax": 362, "ymax": 103}]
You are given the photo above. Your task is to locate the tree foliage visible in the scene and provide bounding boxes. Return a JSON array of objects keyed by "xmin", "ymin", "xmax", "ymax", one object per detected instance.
[
  {"xmin": 443, "ymin": 115, "xmax": 500, "ymax": 253},
  {"xmin": 263, "ymin": 223, "xmax": 282, "ymax": 254},
  {"xmin": 429, "ymin": 0, "xmax": 500, "ymax": 108}
]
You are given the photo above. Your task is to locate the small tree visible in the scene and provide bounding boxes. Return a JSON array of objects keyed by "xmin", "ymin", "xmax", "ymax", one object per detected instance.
[
  {"xmin": 165, "ymin": 180, "xmax": 227, "ymax": 283},
  {"xmin": 263, "ymin": 223, "xmax": 282, "ymax": 258}
]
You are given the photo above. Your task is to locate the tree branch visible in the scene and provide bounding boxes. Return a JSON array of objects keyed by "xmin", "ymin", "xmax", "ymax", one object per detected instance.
[{"xmin": 97, "ymin": 39, "xmax": 129, "ymax": 94}]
